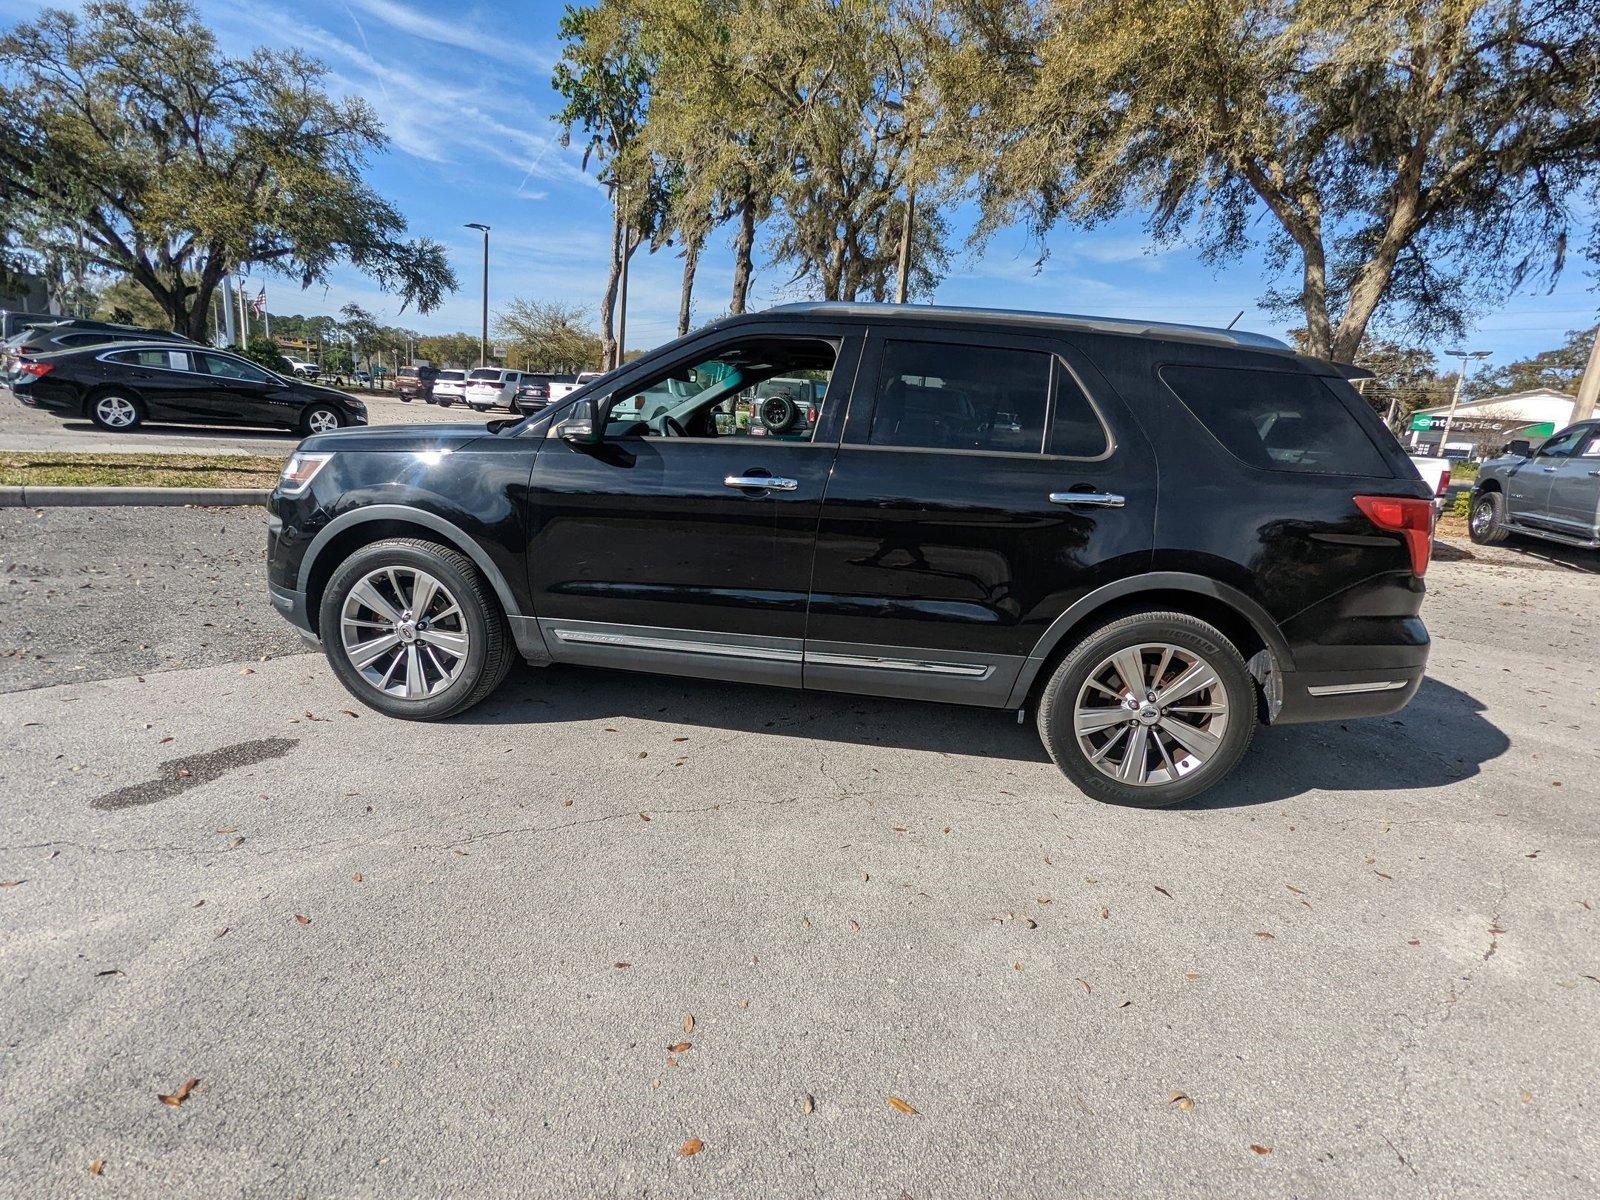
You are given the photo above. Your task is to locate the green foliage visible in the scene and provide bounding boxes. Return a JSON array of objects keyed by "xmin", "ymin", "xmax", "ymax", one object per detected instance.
[
  {"xmin": 241, "ymin": 335, "xmax": 292, "ymax": 374},
  {"xmin": 935, "ymin": 0, "xmax": 1600, "ymax": 361},
  {"xmin": 1452, "ymin": 491, "xmax": 1472, "ymax": 519},
  {"xmin": 415, "ymin": 332, "xmax": 481, "ymax": 368},
  {"xmin": 0, "ymin": 0, "xmax": 456, "ymax": 341}
]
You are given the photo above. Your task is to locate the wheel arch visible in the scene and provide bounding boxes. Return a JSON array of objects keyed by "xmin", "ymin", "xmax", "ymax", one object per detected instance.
[
  {"xmin": 1006, "ymin": 573, "xmax": 1294, "ymax": 709},
  {"xmin": 297, "ymin": 506, "xmax": 538, "ymax": 655},
  {"xmin": 82, "ymin": 382, "xmax": 146, "ymax": 420},
  {"xmin": 1474, "ymin": 477, "xmax": 1503, "ymax": 494}
]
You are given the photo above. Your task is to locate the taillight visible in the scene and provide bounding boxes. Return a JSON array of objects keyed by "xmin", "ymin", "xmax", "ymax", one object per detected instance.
[
  {"xmin": 17, "ymin": 360, "xmax": 53, "ymax": 378},
  {"xmin": 1436, "ymin": 469, "xmax": 1450, "ymax": 498},
  {"xmin": 1354, "ymin": 495, "xmax": 1435, "ymax": 576}
]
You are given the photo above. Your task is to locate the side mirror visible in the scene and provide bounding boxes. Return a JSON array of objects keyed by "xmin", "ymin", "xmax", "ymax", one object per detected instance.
[
  {"xmin": 555, "ymin": 396, "xmax": 604, "ymax": 445},
  {"xmin": 1505, "ymin": 439, "xmax": 1532, "ymax": 458}
]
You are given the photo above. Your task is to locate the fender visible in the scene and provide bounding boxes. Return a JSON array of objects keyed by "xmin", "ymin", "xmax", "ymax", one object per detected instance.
[
  {"xmin": 297, "ymin": 503, "xmax": 550, "ymax": 663},
  {"xmin": 1003, "ymin": 571, "xmax": 1295, "ymax": 707}
]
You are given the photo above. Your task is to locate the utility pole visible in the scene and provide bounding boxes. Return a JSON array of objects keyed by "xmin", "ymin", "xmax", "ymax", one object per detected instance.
[
  {"xmin": 894, "ymin": 187, "xmax": 915, "ymax": 304},
  {"xmin": 465, "ymin": 223, "xmax": 490, "ymax": 367},
  {"xmin": 1439, "ymin": 348, "xmax": 1491, "ymax": 456},
  {"xmin": 616, "ymin": 187, "xmax": 631, "ymax": 369},
  {"xmin": 1573, "ymin": 325, "xmax": 1600, "ymax": 423}
]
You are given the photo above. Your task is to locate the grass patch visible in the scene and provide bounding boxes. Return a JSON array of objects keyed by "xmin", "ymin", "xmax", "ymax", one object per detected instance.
[{"xmin": 0, "ymin": 452, "xmax": 285, "ymax": 489}]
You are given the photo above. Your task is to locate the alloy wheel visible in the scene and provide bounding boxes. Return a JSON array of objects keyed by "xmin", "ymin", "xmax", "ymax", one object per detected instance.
[
  {"xmin": 339, "ymin": 565, "xmax": 470, "ymax": 699},
  {"xmin": 307, "ymin": 408, "xmax": 339, "ymax": 433},
  {"xmin": 96, "ymin": 396, "xmax": 137, "ymax": 427},
  {"xmin": 1072, "ymin": 642, "xmax": 1230, "ymax": 787},
  {"xmin": 1470, "ymin": 500, "xmax": 1492, "ymax": 535}
]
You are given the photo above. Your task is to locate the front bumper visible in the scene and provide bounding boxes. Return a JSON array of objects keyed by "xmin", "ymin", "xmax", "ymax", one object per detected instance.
[{"xmin": 268, "ymin": 580, "xmax": 319, "ymax": 645}]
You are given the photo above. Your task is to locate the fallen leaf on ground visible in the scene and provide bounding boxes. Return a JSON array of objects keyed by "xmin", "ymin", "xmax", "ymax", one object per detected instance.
[
  {"xmin": 849, "ymin": 920, "xmax": 861, "ymax": 932},
  {"xmin": 158, "ymin": 1078, "xmax": 199, "ymax": 1107},
  {"xmin": 1184, "ymin": 972, "xmax": 1201, "ymax": 981},
  {"xmin": 177, "ymin": 768, "xmax": 191, "ymax": 778},
  {"xmin": 229, "ymin": 837, "xmax": 245, "ymax": 849},
  {"xmin": 1100, "ymin": 907, "xmax": 1110, "ymax": 919},
  {"xmin": 452, "ymin": 849, "xmax": 468, "ymax": 857},
  {"xmin": 0, "ymin": 880, "xmax": 24, "ymax": 889},
  {"xmin": 887, "ymin": 1096, "xmax": 919, "ymax": 1114},
  {"xmin": 673, "ymin": 736, "xmax": 689, "ymax": 742},
  {"xmin": 1076, "ymin": 978, "xmax": 1091, "ymax": 994},
  {"xmin": 214, "ymin": 927, "xmax": 228, "ymax": 939},
  {"xmin": 215, "ymin": 827, "xmax": 237, "ymax": 835},
  {"xmin": 803, "ymin": 1094, "xmax": 815, "ymax": 1114},
  {"xmin": 1117, "ymin": 999, "xmax": 1133, "ymax": 1008},
  {"xmin": 668, "ymin": 1042, "xmax": 692, "ymax": 1053},
  {"xmin": 1285, "ymin": 884, "xmax": 1305, "ymax": 895},
  {"xmin": 1375, "ymin": 871, "xmax": 1393, "ymax": 880},
  {"xmin": 678, "ymin": 1138, "xmax": 703, "ymax": 1157},
  {"xmin": 639, "ymin": 813, "xmax": 651, "ymax": 821},
  {"xmin": 684, "ymin": 1014, "xmax": 694, "ymax": 1033},
  {"xmin": 638, "ymin": 751, "xmax": 648, "ymax": 759},
  {"xmin": 1249, "ymin": 1144, "xmax": 1272, "ymax": 1155},
  {"xmin": 1154, "ymin": 885, "xmax": 1173, "ymax": 899},
  {"xmin": 615, "ymin": 962, "xmax": 631, "ymax": 969},
  {"xmin": 1169, "ymin": 1092, "xmax": 1195, "ymax": 1111},
  {"xmin": 89, "ymin": 1159, "xmax": 104, "ymax": 1176},
  {"xmin": 294, "ymin": 914, "xmax": 311, "ymax": 925},
  {"xmin": 1255, "ymin": 931, "xmax": 1275, "ymax": 940},
  {"xmin": 353, "ymin": 873, "xmax": 363, "ymax": 883}
]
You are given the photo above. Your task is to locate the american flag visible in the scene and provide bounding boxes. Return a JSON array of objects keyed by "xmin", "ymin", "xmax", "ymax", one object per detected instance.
[{"xmin": 250, "ymin": 287, "xmax": 266, "ymax": 317}]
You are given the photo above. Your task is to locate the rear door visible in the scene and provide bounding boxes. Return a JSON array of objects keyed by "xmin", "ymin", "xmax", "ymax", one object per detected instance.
[
  {"xmin": 524, "ymin": 323, "xmax": 862, "ymax": 686},
  {"xmin": 99, "ymin": 347, "xmax": 196, "ymax": 417},
  {"xmin": 803, "ymin": 326, "xmax": 1157, "ymax": 705}
]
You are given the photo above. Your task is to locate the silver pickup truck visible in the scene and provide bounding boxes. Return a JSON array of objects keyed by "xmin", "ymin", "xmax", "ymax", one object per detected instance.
[{"xmin": 1470, "ymin": 420, "xmax": 1600, "ymax": 550}]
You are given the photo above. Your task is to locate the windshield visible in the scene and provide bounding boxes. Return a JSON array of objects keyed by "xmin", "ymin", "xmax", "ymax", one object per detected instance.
[{"xmin": 468, "ymin": 369, "xmax": 502, "ymax": 381}]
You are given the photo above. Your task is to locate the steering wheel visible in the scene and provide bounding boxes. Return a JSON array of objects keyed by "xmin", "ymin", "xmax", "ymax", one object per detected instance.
[{"xmin": 659, "ymin": 414, "xmax": 688, "ymax": 438}]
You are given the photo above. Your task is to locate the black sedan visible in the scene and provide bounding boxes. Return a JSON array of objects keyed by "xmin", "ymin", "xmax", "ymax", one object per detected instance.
[{"xmin": 9, "ymin": 341, "xmax": 367, "ymax": 434}]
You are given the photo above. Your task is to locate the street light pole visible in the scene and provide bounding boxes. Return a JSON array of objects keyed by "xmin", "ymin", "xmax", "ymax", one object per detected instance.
[
  {"xmin": 465, "ymin": 223, "xmax": 490, "ymax": 367},
  {"xmin": 1439, "ymin": 348, "xmax": 1492, "ymax": 456}
]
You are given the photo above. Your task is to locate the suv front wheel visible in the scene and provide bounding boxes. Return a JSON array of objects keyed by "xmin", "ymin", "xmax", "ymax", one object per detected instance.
[
  {"xmin": 319, "ymin": 539, "xmax": 514, "ymax": 720},
  {"xmin": 1036, "ymin": 611, "xmax": 1257, "ymax": 808}
]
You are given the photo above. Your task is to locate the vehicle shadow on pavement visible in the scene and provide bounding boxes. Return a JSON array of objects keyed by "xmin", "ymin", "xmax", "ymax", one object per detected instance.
[
  {"xmin": 464, "ymin": 663, "xmax": 1055, "ymax": 764},
  {"xmin": 462, "ymin": 668, "xmax": 1506, "ymax": 808},
  {"xmin": 55, "ymin": 420, "xmax": 296, "ymax": 443},
  {"xmin": 1197, "ymin": 677, "xmax": 1509, "ymax": 808}
]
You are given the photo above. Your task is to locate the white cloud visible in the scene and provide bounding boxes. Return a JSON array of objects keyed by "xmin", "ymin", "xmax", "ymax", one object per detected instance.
[{"xmin": 342, "ymin": 0, "xmax": 559, "ymax": 71}]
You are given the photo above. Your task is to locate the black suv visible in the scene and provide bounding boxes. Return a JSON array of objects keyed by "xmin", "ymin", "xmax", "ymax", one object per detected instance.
[
  {"xmin": 12, "ymin": 341, "xmax": 367, "ymax": 434},
  {"xmin": 266, "ymin": 303, "xmax": 1433, "ymax": 807}
]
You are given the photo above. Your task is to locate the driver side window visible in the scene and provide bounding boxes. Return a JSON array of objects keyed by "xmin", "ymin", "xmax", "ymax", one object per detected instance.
[{"xmin": 602, "ymin": 337, "xmax": 836, "ymax": 442}]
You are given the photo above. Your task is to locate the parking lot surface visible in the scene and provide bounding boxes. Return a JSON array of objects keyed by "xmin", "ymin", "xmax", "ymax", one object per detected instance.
[
  {"xmin": 1, "ymin": 512, "xmax": 1596, "ymax": 1198},
  {"xmin": 1, "ymin": 387, "xmax": 496, "ymax": 456}
]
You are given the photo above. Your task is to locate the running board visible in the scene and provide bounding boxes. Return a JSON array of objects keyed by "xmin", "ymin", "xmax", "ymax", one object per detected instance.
[{"xmin": 1501, "ymin": 521, "xmax": 1600, "ymax": 549}]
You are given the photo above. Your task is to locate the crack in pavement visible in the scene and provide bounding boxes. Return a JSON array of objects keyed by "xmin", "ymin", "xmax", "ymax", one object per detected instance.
[{"xmin": 437, "ymin": 797, "xmax": 802, "ymax": 850}]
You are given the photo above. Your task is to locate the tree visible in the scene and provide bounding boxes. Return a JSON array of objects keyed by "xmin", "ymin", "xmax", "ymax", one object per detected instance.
[
  {"xmin": 495, "ymin": 298, "xmax": 604, "ymax": 371},
  {"xmin": 1465, "ymin": 328, "xmax": 1597, "ymax": 400},
  {"xmin": 939, "ymin": 0, "xmax": 1600, "ymax": 361},
  {"xmin": 415, "ymin": 332, "xmax": 482, "ymax": 368},
  {"xmin": 241, "ymin": 333, "xmax": 292, "ymax": 373},
  {"xmin": 0, "ymin": 0, "xmax": 456, "ymax": 342},
  {"xmin": 1291, "ymin": 328, "xmax": 1448, "ymax": 424},
  {"xmin": 338, "ymin": 303, "xmax": 383, "ymax": 372},
  {"xmin": 554, "ymin": 0, "xmax": 660, "ymax": 368}
]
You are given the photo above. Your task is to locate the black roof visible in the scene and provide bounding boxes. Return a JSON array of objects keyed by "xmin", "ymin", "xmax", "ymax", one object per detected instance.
[{"xmin": 760, "ymin": 302, "xmax": 1292, "ymax": 352}]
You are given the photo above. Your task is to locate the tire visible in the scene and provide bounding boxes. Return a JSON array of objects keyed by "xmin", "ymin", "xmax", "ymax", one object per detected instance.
[
  {"xmin": 437, "ymin": 396, "xmax": 455, "ymax": 408},
  {"xmin": 760, "ymin": 394, "xmax": 798, "ymax": 434},
  {"xmin": 1469, "ymin": 491, "xmax": 1510, "ymax": 545},
  {"xmin": 318, "ymin": 538, "xmax": 514, "ymax": 720},
  {"xmin": 87, "ymin": 390, "xmax": 145, "ymax": 431},
  {"xmin": 300, "ymin": 405, "xmax": 343, "ymax": 435},
  {"xmin": 1035, "ymin": 611, "xmax": 1257, "ymax": 808}
]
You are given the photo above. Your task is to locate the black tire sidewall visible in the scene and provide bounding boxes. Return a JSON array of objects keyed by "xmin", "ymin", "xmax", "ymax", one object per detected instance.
[
  {"xmin": 318, "ymin": 542, "xmax": 497, "ymax": 720},
  {"xmin": 1038, "ymin": 614, "xmax": 1256, "ymax": 808},
  {"xmin": 1469, "ymin": 492, "xmax": 1507, "ymax": 544},
  {"xmin": 87, "ymin": 390, "xmax": 144, "ymax": 431}
]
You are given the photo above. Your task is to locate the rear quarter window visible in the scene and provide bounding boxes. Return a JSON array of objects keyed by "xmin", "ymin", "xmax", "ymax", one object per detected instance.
[{"xmin": 1159, "ymin": 363, "xmax": 1392, "ymax": 476}]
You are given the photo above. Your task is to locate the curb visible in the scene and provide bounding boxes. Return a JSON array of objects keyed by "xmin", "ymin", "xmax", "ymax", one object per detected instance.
[{"xmin": 0, "ymin": 486, "xmax": 270, "ymax": 508}]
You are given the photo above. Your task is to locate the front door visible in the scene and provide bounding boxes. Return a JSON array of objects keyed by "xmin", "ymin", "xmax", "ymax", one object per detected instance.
[
  {"xmin": 803, "ymin": 328, "xmax": 1157, "ymax": 705},
  {"xmin": 191, "ymin": 352, "xmax": 283, "ymax": 425},
  {"xmin": 524, "ymin": 327, "xmax": 862, "ymax": 687},
  {"xmin": 1543, "ymin": 425, "xmax": 1600, "ymax": 534}
]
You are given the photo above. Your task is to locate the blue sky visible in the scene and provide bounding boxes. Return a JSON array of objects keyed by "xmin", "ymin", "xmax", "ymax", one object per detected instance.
[{"xmin": 6, "ymin": 0, "xmax": 1597, "ymax": 366}]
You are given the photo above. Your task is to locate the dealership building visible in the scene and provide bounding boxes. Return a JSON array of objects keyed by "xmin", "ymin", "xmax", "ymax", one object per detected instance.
[{"xmin": 1405, "ymin": 388, "xmax": 1578, "ymax": 458}]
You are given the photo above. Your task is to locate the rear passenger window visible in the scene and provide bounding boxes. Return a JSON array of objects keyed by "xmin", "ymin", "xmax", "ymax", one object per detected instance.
[
  {"xmin": 870, "ymin": 341, "xmax": 1048, "ymax": 453},
  {"xmin": 107, "ymin": 348, "xmax": 180, "ymax": 368},
  {"xmin": 1160, "ymin": 364, "xmax": 1391, "ymax": 476},
  {"xmin": 1050, "ymin": 365, "xmax": 1110, "ymax": 458}
]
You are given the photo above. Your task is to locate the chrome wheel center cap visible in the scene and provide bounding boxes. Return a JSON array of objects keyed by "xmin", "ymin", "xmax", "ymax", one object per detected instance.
[
  {"xmin": 1137, "ymin": 705, "xmax": 1161, "ymax": 725},
  {"xmin": 397, "ymin": 620, "xmax": 418, "ymax": 643}
]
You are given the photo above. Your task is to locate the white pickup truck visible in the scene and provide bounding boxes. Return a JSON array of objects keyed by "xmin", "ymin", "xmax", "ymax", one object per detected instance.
[
  {"xmin": 547, "ymin": 371, "xmax": 603, "ymax": 403},
  {"xmin": 1408, "ymin": 454, "xmax": 1452, "ymax": 512}
]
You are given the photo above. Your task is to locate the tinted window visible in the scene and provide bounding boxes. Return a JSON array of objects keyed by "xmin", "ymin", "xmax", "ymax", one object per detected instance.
[
  {"xmin": 1161, "ymin": 364, "xmax": 1391, "ymax": 475},
  {"xmin": 468, "ymin": 369, "xmax": 503, "ymax": 382},
  {"xmin": 1050, "ymin": 364, "xmax": 1109, "ymax": 457},
  {"xmin": 869, "ymin": 341, "xmax": 1048, "ymax": 453},
  {"xmin": 198, "ymin": 353, "xmax": 276, "ymax": 384},
  {"xmin": 58, "ymin": 332, "xmax": 111, "ymax": 347}
]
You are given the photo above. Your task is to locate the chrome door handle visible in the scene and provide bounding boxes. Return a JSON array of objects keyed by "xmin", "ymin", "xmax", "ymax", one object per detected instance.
[
  {"xmin": 725, "ymin": 474, "xmax": 798, "ymax": 492},
  {"xmin": 1049, "ymin": 491, "xmax": 1125, "ymax": 507}
]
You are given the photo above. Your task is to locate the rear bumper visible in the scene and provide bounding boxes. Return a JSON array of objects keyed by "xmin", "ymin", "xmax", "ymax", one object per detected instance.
[{"xmin": 1272, "ymin": 663, "xmax": 1426, "ymax": 724}]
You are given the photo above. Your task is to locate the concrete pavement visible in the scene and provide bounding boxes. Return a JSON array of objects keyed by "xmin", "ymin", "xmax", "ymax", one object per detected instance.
[{"xmin": 0, "ymin": 541, "xmax": 1596, "ymax": 1197}]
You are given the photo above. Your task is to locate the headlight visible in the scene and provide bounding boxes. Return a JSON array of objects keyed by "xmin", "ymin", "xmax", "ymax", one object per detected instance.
[{"xmin": 279, "ymin": 451, "xmax": 333, "ymax": 496}]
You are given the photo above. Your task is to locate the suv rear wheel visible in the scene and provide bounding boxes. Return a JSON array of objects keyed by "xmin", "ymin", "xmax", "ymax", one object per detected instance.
[
  {"xmin": 1036, "ymin": 611, "xmax": 1256, "ymax": 807},
  {"xmin": 319, "ymin": 539, "xmax": 514, "ymax": 720}
]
